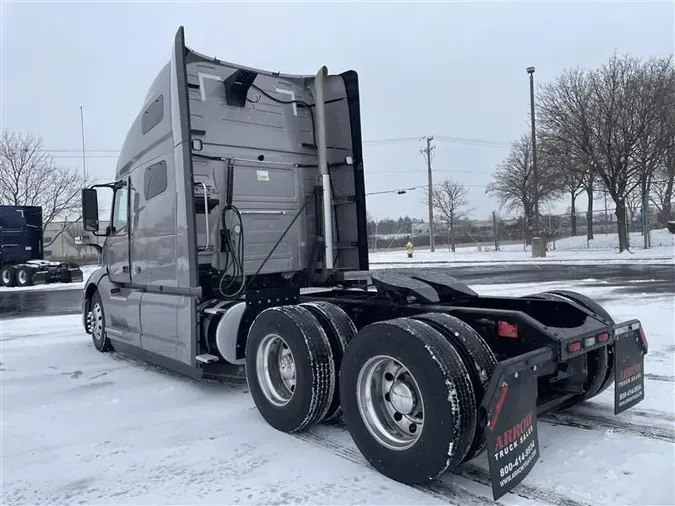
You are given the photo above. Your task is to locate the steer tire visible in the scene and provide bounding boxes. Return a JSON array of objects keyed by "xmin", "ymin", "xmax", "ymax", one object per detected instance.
[
  {"xmin": 245, "ymin": 305, "xmax": 335, "ymax": 434},
  {"xmin": 412, "ymin": 312, "xmax": 497, "ymax": 462},
  {"xmin": 340, "ymin": 317, "xmax": 477, "ymax": 485},
  {"xmin": 300, "ymin": 301, "xmax": 357, "ymax": 422},
  {"xmin": 90, "ymin": 291, "xmax": 113, "ymax": 352}
]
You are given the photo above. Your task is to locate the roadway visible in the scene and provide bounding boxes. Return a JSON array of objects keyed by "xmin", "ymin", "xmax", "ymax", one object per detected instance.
[{"xmin": 1, "ymin": 263, "xmax": 672, "ymax": 321}]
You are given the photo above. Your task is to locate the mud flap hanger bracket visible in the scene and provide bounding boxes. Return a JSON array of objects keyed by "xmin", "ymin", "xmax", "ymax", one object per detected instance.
[{"xmin": 480, "ymin": 346, "xmax": 553, "ymax": 424}]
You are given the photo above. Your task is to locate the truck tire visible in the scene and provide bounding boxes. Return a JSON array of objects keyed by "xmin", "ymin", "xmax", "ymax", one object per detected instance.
[
  {"xmin": 339, "ymin": 317, "xmax": 477, "ymax": 485},
  {"xmin": 245, "ymin": 305, "xmax": 335, "ymax": 433},
  {"xmin": 411, "ymin": 312, "xmax": 497, "ymax": 462},
  {"xmin": 299, "ymin": 301, "xmax": 357, "ymax": 422},
  {"xmin": 528, "ymin": 291, "xmax": 613, "ymax": 408},
  {"xmin": 90, "ymin": 291, "xmax": 113, "ymax": 352},
  {"xmin": 549, "ymin": 290, "xmax": 616, "ymax": 399},
  {"xmin": 15, "ymin": 266, "xmax": 34, "ymax": 287},
  {"xmin": 0, "ymin": 265, "xmax": 16, "ymax": 287}
]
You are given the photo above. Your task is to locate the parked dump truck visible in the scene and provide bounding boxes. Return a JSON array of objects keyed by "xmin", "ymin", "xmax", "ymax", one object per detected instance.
[
  {"xmin": 79, "ymin": 27, "xmax": 648, "ymax": 500},
  {"xmin": 0, "ymin": 205, "xmax": 84, "ymax": 287}
]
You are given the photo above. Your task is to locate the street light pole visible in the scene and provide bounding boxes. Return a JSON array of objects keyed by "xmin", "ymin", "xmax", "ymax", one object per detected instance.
[
  {"xmin": 80, "ymin": 105, "xmax": 87, "ymax": 179},
  {"xmin": 527, "ymin": 66, "xmax": 539, "ymax": 234}
]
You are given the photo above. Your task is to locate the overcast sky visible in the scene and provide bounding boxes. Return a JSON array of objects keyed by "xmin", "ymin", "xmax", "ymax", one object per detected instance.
[{"xmin": 2, "ymin": 1, "xmax": 673, "ymax": 222}]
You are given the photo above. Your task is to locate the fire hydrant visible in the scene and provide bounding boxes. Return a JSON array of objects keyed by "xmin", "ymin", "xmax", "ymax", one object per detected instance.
[{"xmin": 406, "ymin": 239, "xmax": 414, "ymax": 259}]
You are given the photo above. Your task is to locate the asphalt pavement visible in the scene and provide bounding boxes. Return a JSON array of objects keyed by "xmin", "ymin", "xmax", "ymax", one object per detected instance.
[{"xmin": 0, "ymin": 263, "xmax": 672, "ymax": 321}]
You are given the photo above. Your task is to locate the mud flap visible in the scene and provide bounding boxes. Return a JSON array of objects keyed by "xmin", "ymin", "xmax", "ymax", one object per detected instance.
[
  {"xmin": 69, "ymin": 267, "xmax": 84, "ymax": 283},
  {"xmin": 613, "ymin": 320, "xmax": 646, "ymax": 415},
  {"xmin": 480, "ymin": 347, "xmax": 552, "ymax": 501}
]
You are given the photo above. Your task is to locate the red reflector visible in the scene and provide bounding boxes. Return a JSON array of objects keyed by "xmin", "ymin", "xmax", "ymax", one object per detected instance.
[
  {"xmin": 567, "ymin": 340, "xmax": 582, "ymax": 353},
  {"xmin": 639, "ymin": 327, "xmax": 648, "ymax": 352},
  {"xmin": 597, "ymin": 332, "xmax": 609, "ymax": 343},
  {"xmin": 497, "ymin": 321, "xmax": 518, "ymax": 338}
]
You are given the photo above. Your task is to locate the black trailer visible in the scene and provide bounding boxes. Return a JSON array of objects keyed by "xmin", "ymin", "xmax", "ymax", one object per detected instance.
[{"xmin": 0, "ymin": 205, "xmax": 84, "ymax": 287}]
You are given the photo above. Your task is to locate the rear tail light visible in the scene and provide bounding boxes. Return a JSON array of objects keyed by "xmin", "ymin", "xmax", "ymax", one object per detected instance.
[
  {"xmin": 597, "ymin": 332, "xmax": 609, "ymax": 343},
  {"xmin": 639, "ymin": 327, "xmax": 648, "ymax": 353},
  {"xmin": 567, "ymin": 340, "xmax": 582, "ymax": 353},
  {"xmin": 497, "ymin": 321, "xmax": 519, "ymax": 339}
]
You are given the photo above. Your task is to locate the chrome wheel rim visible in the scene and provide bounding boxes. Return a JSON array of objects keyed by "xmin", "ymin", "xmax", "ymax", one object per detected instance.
[
  {"xmin": 1, "ymin": 270, "xmax": 10, "ymax": 284},
  {"xmin": 17, "ymin": 270, "xmax": 27, "ymax": 285},
  {"xmin": 92, "ymin": 302, "xmax": 104, "ymax": 341},
  {"xmin": 256, "ymin": 333, "xmax": 296, "ymax": 407},
  {"xmin": 356, "ymin": 355, "xmax": 424, "ymax": 451}
]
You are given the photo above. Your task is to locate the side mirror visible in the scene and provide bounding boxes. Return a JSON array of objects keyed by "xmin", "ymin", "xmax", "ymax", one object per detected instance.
[{"xmin": 82, "ymin": 188, "xmax": 100, "ymax": 232}]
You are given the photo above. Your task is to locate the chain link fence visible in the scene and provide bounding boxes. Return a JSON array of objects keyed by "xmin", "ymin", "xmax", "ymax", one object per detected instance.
[{"xmin": 369, "ymin": 202, "xmax": 674, "ymax": 253}]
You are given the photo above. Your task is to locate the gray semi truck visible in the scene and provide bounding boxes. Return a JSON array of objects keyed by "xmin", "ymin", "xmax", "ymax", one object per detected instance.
[{"xmin": 79, "ymin": 27, "xmax": 648, "ymax": 500}]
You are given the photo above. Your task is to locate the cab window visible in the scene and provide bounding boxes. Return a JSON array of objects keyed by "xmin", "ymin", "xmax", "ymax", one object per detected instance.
[{"xmin": 111, "ymin": 186, "xmax": 128, "ymax": 235}]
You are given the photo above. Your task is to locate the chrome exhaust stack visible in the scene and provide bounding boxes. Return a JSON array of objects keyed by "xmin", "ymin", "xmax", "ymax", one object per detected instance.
[{"xmin": 314, "ymin": 66, "xmax": 334, "ymax": 271}]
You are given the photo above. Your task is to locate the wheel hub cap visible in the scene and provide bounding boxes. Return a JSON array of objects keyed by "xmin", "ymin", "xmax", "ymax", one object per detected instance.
[{"xmin": 390, "ymin": 381, "xmax": 415, "ymax": 415}]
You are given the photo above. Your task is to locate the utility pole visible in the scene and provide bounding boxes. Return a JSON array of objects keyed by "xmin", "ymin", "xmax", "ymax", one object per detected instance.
[
  {"xmin": 80, "ymin": 105, "xmax": 87, "ymax": 179},
  {"xmin": 492, "ymin": 211, "xmax": 499, "ymax": 251},
  {"xmin": 421, "ymin": 136, "xmax": 435, "ymax": 252},
  {"xmin": 526, "ymin": 66, "xmax": 539, "ymax": 234}
]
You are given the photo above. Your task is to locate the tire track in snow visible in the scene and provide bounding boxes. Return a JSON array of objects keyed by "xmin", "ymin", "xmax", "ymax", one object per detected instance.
[
  {"xmin": 564, "ymin": 402, "xmax": 675, "ymax": 424},
  {"xmin": 291, "ymin": 425, "xmax": 497, "ymax": 506},
  {"xmin": 541, "ymin": 411, "xmax": 675, "ymax": 444},
  {"xmin": 455, "ymin": 465, "xmax": 593, "ymax": 506},
  {"xmin": 294, "ymin": 419, "xmax": 592, "ymax": 506},
  {"xmin": 644, "ymin": 373, "xmax": 674, "ymax": 383}
]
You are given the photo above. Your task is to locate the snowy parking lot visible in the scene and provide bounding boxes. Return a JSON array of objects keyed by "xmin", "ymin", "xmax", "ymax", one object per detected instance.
[{"xmin": 1, "ymin": 276, "xmax": 674, "ymax": 505}]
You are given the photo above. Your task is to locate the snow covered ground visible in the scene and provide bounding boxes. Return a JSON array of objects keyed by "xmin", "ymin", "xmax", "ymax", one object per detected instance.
[
  {"xmin": 371, "ymin": 229, "xmax": 675, "ymax": 266},
  {"xmin": 0, "ymin": 265, "xmax": 100, "ymax": 293},
  {"xmin": 1, "ymin": 280, "xmax": 673, "ymax": 505}
]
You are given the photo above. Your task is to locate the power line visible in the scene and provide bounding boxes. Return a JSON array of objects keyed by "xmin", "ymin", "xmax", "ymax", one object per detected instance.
[
  {"xmin": 366, "ymin": 167, "xmax": 495, "ymax": 176},
  {"xmin": 366, "ymin": 182, "xmax": 489, "ymax": 195},
  {"xmin": 41, "ymin": 134, "xmax": 514, "ymax": 154}
]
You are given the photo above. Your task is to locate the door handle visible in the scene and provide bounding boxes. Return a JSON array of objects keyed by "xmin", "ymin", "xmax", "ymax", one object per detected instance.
[
  {"xmin": 122, "ymin": 266, "xmax": 129, "ymax": 273},
  {"xmin": 134, "ymin": 266, "xmax": 141, "ymax": 273}
]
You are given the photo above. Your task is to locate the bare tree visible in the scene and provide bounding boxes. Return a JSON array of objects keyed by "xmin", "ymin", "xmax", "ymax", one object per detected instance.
[
  {"xmin": 540, "ymin": 135, "xmax": 585, "ymax": 236},
  {"xmin": 486, "ymin": 133, "xmax": 562, "ymax": 244},
  {"xmin": 651, "ymin": 148, "xmax": 675, "ymax": 227},
  {"xmin": 426, "ymin": 179, "xmax": 470, "ymax": 252},
  {"xmin": 537, "ymin": 53, "xmax": 675, "ymax": 251},
  {"xmin": 0, "ymin": 130, "xmax": 88, "ymax": 246},
  {"xmin": 581, "ymin": 165, "xmax": 599, "ymax": 239}
]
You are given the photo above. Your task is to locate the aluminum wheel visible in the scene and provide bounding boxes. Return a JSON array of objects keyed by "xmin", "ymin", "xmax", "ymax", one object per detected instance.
[
  {"xmin": 92, "ymin": 302, "xmax": 104, "ymax": 341},
  {"xmin": 356, "ymin": 354, "xmax": 425, "ymax": 451},
  {"xmin": 256, "ymin": 333, "xmax": 297, "ymax": 407},
  {"xmin": 1, "ymin": 270, "xmax": 10, "ymax": 285}
]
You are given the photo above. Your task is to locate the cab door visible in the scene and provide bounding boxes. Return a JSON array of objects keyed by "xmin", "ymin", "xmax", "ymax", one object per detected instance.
[{"xmin": 107, "ymin": 179, "xmax": 131, "ymax": 284}]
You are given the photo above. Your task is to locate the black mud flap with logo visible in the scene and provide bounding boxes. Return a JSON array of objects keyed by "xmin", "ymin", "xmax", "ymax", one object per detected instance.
[
  {"xmin": 613, "ymin": 320, "xmax": 647, "ymax": 415},
  {"xmin": 479, "ymin": 347, "xmax": 553, "ymax": 501}
]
